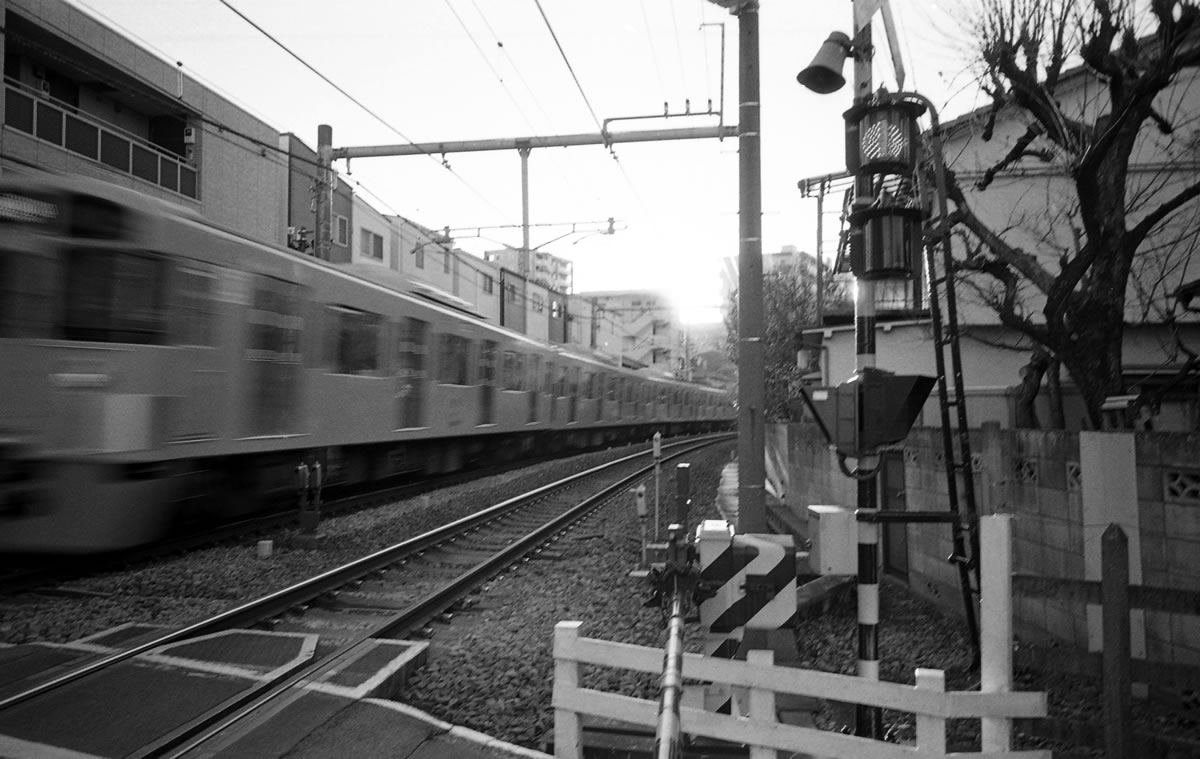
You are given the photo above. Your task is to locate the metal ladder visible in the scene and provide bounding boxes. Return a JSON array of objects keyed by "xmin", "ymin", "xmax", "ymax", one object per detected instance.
[{"xmin": 919, "ymin": 141, "xmax": 983, "ymax": 659}]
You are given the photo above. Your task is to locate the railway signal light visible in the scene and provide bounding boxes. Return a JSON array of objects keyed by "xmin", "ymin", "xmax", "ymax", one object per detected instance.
[{"xmin": 806, "ymin": 367, "xmax": 934, "ymax": 459}]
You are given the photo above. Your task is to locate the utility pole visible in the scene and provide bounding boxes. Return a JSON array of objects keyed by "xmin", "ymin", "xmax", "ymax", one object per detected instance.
[
  {"xmin": 315, "ymin": 124, "xmax": 333, "ymax": 262},
  {"xmin": 519, "ymin": 146, "xmax": 531, "ymax": 279},
  {"xmin": 734, "ymin": 1, "xmax": 765, "ymax": 533}
]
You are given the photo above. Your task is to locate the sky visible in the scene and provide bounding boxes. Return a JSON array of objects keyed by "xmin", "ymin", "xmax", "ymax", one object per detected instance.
[{"xmin": 66, "ymin": 0, "xmax": 987, "ymax": 323}]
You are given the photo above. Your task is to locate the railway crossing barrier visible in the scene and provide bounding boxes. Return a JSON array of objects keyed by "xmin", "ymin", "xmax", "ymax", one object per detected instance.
[{"xmin": 553, "ymin": 515, "xmax": 1049, "ymax": 758}]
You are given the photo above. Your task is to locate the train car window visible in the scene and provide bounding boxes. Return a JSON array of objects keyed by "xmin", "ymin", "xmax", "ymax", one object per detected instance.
[
  {"xmin": 606, "ymin": 374, "xmax": 617, "ymax": 402},
  {"xmin": 396, "ymin": 318, "xmax": 428, "ymax": 428},
  {"xmin": 0, "ymin": 248, "xmax": 55, "ymax": 338},
  {"xmin": 247, "ymin": 276, "xmax": 305, "ymax": 435},
  {"xmin": 248, "ymin": 278, "xmax": 304, "ymax": 362},
  {"xmin": 437, "ymin": 333, "xmax": 472, "ymax": 385},
  {"xmin": 503, "ymin": 351, "xmax": 525, "ymax": 390},
  {"xmin": 68, "ymin": 194, "xmax": 127, "ymax": 239},
  {"xmin": 528, "ymin": 355, "xmax": 541, "ymax": 392},
  {"xmin": 555, "ymin": 364, "xmax": 567, "ymax": 396},
  {"xmin": 544, "ymin": 361, "xmax": 554, "ymax": 394},
  {"xmin": 62, "ymin": 248, "xmax": 165, "ymax": 343},
  {"xmin": 173, "ymin": 266, "xmax": 218, "ymax": 346},
  {"xmin": 325, "ymin": 305, "xmax": 382, "ymax": 375},
  {"xmin": 480, "ymin": 341, "xmax": 498, "ymax": 387}
]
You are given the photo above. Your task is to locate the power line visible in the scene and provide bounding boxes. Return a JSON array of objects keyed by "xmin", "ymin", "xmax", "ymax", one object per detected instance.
[
  {"xmin": 532, "ymin": 0, "xmax": 603, "ymax": 133},
  {"xmin": 216, "ymin": 0, "xmax": 416, "ymax": 146},
  {"xmin": 640, "ymin": 0, "xmax": 669, "ymax": 104},
  {"xmin": 215, "ymin": 0, "xmax": 510, "ymax": 223}
]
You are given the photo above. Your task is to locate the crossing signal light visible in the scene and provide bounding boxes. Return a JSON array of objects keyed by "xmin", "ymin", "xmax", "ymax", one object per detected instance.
[{"xmin": 806, "ymin": 368, "xmax": 935, "ymax": 458}]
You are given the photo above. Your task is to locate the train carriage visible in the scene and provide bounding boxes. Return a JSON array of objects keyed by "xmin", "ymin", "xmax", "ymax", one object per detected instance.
[{"xmin": 0, "ymin": 174, "xmax": 733, "ymax": 553}]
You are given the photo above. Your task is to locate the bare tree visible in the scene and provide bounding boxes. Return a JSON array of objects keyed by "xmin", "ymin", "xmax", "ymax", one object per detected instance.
[
  {"xmin": 725, "ymin": 261, "xmax": 849, "ymax": 420},
  {"xmin": 939, "ymin": 0, "xmax": 1200, "ymax": 428}
]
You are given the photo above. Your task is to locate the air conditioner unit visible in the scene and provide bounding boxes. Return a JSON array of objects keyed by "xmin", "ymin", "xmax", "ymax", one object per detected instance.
[
  {"xmin": 38, "ymin": 79, "xmax": 51, "ymax": 95},
  {"xmin": 182, "ymin": 126, "xmax": 197, "ymax": 144}
]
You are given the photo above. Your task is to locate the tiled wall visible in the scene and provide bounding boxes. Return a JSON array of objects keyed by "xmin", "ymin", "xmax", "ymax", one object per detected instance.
[{"xmin": 775, "ymin": 422, "xmax": 1200, "ymax": 667}]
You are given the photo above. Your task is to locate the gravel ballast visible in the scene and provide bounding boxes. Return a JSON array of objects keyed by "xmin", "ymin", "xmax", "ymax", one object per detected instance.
[{"xmin": 2, "ymin": 439, "xmax": 1193, "ymax": 757}]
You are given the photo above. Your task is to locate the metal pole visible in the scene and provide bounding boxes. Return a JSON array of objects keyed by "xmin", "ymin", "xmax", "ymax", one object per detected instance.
[
  {"xmin": 675, "ymin": 462, "xmax": 691, "ymax": 527},
  {"xmin": 816, "ymin": 177, "xmax": 826, "ymax": 326},
  {"xmin": 654, "ymin": 525, "xmax": 688, "ymax": 759},
  {"xmin": 654, "ymin": 584, "xmax": 686, "ymax": 759},
  {"xmin": 315, "ymin": 124, "xmax": 333, "ymax": 261},
  {"xmin": 850, "ymin": 2, "xmax": 883, "ymax": 740},
  {"xmin": 735, "ymin": 1, "xmax": 766, "ymax": 534},
  {"xmin": 520, "ymin": 146, "xmax": 531, "ymax": 279}
]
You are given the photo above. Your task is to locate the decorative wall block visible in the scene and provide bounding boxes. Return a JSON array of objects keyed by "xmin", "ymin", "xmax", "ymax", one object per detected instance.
[
  {"xmin": 1066, "ymin": 461, "xmax": 1082, "ymax": 493},
  {"xmin": 1165, "ymin": 469, "xmax": 1200, "ymax": 505}
]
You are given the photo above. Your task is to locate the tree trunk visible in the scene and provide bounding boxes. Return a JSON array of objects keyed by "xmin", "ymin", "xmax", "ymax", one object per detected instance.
[
  {"xmin": 1047, "ymin": 356, "xmax": 1066, "ymax": 430},
  {"xmin": 1014, "ymin": 349, "xmax": 1050, "ymax": 429}
]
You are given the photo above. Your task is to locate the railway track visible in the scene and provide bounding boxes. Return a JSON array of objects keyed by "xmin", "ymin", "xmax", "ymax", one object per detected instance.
[
  {"xmin": 0, "ymin": 434, "xmax": 731, "ymax": 758},
  {"xmin": 0, "ymin": 441, "xmax": 673, "ymax": 597}
]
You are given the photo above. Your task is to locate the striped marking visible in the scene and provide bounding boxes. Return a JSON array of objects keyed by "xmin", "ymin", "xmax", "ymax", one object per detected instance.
[{"xmin": 699, "ymin": 534, "xmax": 797, "ymax": 634}]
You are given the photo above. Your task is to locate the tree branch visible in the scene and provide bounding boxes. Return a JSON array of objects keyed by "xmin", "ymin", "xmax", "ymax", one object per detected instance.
[
  {"xmin": 975, "ymin": 123, "xmax": 1052, "ymax": 190},
  {"xmin": 942, "ymin": 168, "xmax": 1059, "ymax": 295},
  {"xmin": 1128, "ymin": 176, "xmax": 1200, "ymax": 249}
]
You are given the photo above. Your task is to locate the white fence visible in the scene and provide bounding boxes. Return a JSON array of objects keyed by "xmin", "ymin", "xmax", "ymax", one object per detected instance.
[{"xmin": 552, "ymin": 515, "xmax": 1050, "ymax": 759}]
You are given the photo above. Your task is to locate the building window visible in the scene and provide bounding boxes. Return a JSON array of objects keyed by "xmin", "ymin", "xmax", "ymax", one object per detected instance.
[
  {"xmin": 415, "ymin": 246, "xmax": 425, "ymax": 269},
  {"xmin": 532, "ymin": 293, "xmax": 544, "ymax": 313},
  {"xmin": 360, "ymin": 229, "xmax": 384, "ymax": 260},
  {"xmin": 482, "ymin": 274, "xmax": 494, "ymax": 294},
  {"xmin": 334, "ymin": 214, "xmax": 349, "ymax": 247},
  {"xmin": 550, "ymin": 300, "xmax": 561, "ymax": 318}
]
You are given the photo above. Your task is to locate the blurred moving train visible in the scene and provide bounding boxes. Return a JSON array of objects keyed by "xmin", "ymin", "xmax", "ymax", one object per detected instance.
[{"xmin": 0, "ymin": 174, "xmax": 733, "ymax": 553}]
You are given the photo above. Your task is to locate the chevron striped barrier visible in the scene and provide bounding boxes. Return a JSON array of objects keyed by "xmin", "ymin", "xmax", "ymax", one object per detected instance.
[{"xmin": 696, "ymin": 519, "xmax": 798, "ymax": 714}]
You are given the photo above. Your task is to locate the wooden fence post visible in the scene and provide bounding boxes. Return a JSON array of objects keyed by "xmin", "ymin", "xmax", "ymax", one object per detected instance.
[
  {"xmin": 554, "ymin": 621, "xmax": 583, "ymax": 759},
  {"xmin": 915, "ymin": 668, "xmax": 946, "ymax": 755},
  {"xmin": 1102, "ymin": 524, "xmax": 1132, "ymax": 759},
  {"xmin": 981, "ymin": 514, "xmax": 1013, "ymax": 750},
  {"xmin": 747, "ymin": 649, "xmax": 776, "ymax": 759}
]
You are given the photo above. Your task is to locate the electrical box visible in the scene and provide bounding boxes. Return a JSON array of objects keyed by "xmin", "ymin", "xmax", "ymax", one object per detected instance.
[
  {"xmin": 183, "ymin": 126, "xmax": 197, "ymax": 144},
  {"xmin": 806, "ymin": 505, "xmax": 856, "ymax": 575},
  {"xmin": 807, "ymin": 367, "xmax": 935, "ymax": 458}
]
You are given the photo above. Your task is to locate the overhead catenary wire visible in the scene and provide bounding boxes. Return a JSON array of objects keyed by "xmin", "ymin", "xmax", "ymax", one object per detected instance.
[
  {"xmin": 215, "ymin": 0, "xmax": 509, "ymax": 220},
  {"xmin": 449, "ymin": 0, "xmax": 604, "ymax": 222},
  {"xmin": 640, "ymin": 0, "xmax": 670, "ymax": 105},
  {"xmin": 532, "ymin": 0, "xmax": 604, "ymax": 134}
]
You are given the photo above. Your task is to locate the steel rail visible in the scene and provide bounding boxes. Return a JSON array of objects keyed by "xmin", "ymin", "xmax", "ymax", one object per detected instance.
[
  {"xmin": 0, "ymin": 434, "xmax": 730, "ymax": 720},
  {"xmin": 149, "ymin": 436, "xmax": 728, "ymax": 758}
]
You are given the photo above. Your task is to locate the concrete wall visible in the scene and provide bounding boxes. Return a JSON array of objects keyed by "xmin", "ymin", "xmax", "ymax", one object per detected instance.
[{"xmin": 775, "ymin": 422, "xmax": 1200, "ymax": 668}]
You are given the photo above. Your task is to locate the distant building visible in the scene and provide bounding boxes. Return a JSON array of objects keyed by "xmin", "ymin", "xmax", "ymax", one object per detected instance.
[
  {"xmin": 575, "ymin": 290, "xmax": 679, "ymax": 375},
  {"xmin": 485, "ymin": 246, "xmax": 573, "ymax": 293},
  {"xmin": 720, "ymin": 245, "xmax": 833, "ymax": 310}
]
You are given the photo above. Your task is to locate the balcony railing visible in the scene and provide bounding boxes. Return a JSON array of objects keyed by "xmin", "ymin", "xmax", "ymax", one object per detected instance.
[{"xmin": 4, "ymin": 80, "xmax": 198, "ymax": 200}]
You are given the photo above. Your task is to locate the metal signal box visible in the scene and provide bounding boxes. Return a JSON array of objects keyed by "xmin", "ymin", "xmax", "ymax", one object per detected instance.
[{"xmin": 808, "ymin": 367, "xmax": 935, "ymax": 458}]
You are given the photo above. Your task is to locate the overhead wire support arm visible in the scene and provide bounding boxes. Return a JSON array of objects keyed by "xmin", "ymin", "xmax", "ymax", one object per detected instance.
[{"xmin": 330, "ymin": 125, "xmax": 738, "ymax": 162}]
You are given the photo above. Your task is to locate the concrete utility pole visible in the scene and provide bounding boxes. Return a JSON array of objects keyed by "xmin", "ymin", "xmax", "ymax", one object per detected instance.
[
  {"xmin": 315, "ymin": 124, "xmax": 334, "ymax": 261},
  {"xmin": 732, "ymin": 1, "xmax": 766, "ymax": 533}
]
